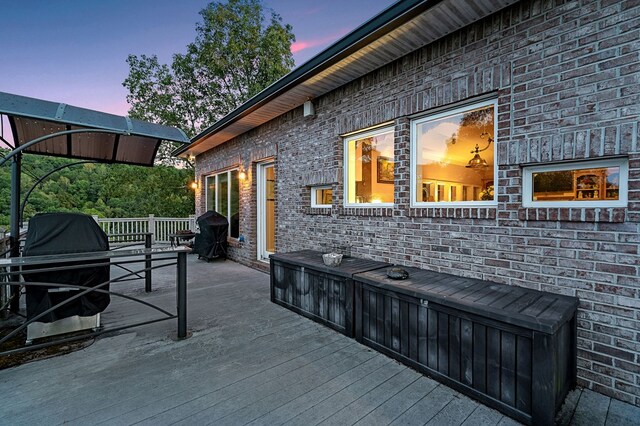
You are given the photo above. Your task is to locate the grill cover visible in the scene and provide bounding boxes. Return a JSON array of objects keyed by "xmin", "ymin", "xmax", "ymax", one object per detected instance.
[
  {"xmin": 193, "ymin": 211, "xmax": 228, "ymax": 261},
  {"xmin": 22, "ymin": 212, "xmax": 110, "ymax": 322}
]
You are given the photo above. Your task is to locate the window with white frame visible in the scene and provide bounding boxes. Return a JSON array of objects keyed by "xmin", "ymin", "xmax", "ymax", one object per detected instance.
[
  {"xmin": 411, "ymin": 100, "xmax": 497, "ymax": 206},
  {"xmin": 344, "ymin": 126, "xmax": 395, "ymax": 206},
  {"xmin": 522, "ymin": 158, "xmax": 628, "ymax": 208},
  {"xmin": 205, "ymin": 169, "xmax": 240, "ymax": 238},
  {"xmin": 311, "ymin": 186, "xmax": 332, "ymax": 208}
]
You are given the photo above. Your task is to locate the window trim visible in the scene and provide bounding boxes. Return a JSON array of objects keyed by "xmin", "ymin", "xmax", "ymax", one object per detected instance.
[
  {"xmin": 343, "ymin": 125, "xmax": 395, "ymax": 208},
  {"xmin": 522, "ymin": 158, "xmax": 628, "ymax": 208},
  {"xmin": 204, "ymin": 167, "xmax": 240, "ymax": 238},
  {"xmin": 410, "ymin": 99, "xmax": 498, "ymax": 208},
  {"xmin": 311, "ymin": 185, "xmax": 332, "ymax": 208}
]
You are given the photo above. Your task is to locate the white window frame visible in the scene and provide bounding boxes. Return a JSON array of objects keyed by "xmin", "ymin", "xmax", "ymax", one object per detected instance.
[
  {"xmin": 410, "ymin": 99, "xmax": 498, "ymax": 208},
  {"xmin": 343, "ymin": 126, "xmax": 395, "ymax": 208},
  {"xmin": 311, "ymin": 185, "xmax": 332, "ymax": 208},
  {"xmin": 204, "ymin": 168, "xmax": 239, "ymax": 238},
  {"xmin": 522, "ymin": 158, "xmax": 628, "ymax": 208}
]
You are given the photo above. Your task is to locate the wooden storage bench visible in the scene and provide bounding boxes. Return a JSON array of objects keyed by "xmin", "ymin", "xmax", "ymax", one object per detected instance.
[
  {"xmin": 353, "ymin": 266, "xmax": 579, "ymax": 426},
  {"xmin": 270, "ymin": 250, "xmax": 387, "ymax": 337}
]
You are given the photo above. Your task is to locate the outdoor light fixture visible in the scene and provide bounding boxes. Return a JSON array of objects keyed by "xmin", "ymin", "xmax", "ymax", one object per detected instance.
[
  {"xmin": 466, "ymin": 133, "xmax": 493, "ymax": 169},
  {"xmin": 190, "ymin": 181, "xmax": 198, "ymax": 190},
  {"xmin": 303, "ymin": 100, "xmax": 315, "ymax": 117},
  {"xmin": 238, "ymin": 170, "xmax": 247, "ymax": 180}
]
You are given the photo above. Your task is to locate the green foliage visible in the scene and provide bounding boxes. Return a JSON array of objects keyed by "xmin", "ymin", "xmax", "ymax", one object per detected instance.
[
  {"xmin": 123, "ymin": 0, "xmax": 295, "ymax": 164},
  {"xmin": 0, "ymin": 150, "xmax": 194, "ymax": 228}
]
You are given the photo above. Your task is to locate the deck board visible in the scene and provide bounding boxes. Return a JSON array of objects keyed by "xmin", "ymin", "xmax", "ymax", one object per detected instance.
[
  {"xmin": 389, "ymin": 385, "xmax": 457, "ymax": 425},
  {"xmin": 353, "ymin": 376, "xmax": 439, "ymax": 425},
  {"xmin": 1, "ymin": 255, "xmax": 638, "ymax": 426}
]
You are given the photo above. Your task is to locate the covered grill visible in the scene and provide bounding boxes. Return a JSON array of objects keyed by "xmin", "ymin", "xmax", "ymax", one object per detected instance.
[
  {"xmin": 22, "ymin": 212, "xmax": 110, "ymax": 323},
  {"xmin": 193, "ymin": 211, "xmax": 228, "ymax": 261}
]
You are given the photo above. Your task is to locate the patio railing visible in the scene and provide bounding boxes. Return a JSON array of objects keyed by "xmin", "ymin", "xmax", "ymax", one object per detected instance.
[
  {"xmin": 95, "ymin": 215, "xmax": 196, "ymax": 244},
  {"xmin": 2, "ymin": 215, "xmax": 197, "ymax": 248}
]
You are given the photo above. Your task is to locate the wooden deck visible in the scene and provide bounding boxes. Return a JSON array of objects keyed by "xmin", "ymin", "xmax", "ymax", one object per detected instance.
[{"xmin": 1, "ymin": 255, "xmax": 639, "ymax": 425}]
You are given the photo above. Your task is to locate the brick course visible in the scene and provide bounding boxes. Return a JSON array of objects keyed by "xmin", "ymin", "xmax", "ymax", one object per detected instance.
[{"xmin": 195, "ymin": 0, "xmax": 640, "ymax": 405}]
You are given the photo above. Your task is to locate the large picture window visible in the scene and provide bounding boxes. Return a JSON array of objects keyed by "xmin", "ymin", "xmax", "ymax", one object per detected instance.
[
  {"xmin": 411, "ymin": 100, "xmax": 497, "ymax": 206},
  {"xmin": 205, "ymin": 169, "xmax": 240, "ymax": 238},
  {"xmin": 344, "ymin": 126, "xmax": 395, "ymax": 206}
]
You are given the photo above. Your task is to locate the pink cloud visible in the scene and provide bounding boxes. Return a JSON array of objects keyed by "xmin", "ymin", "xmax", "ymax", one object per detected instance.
[{"xmin": 291, "ymin": 28, "xmax": 351, "ymax": 53}]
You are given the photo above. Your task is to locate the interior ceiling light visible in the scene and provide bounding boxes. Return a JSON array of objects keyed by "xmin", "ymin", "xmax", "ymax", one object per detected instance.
[{"xmin": 466, "ymin": 132, "xmax": 493, "ymax": 169}]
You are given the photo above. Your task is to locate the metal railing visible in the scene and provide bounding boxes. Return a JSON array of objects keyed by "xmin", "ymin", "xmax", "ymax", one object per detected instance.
[
  {"xmin": 1, "ymin": 217, "xmax": 195, "ymax": 318},
  {"xmin": 95, "ymin": 215, "xmax": 196, "ymax": 244},
  {"xmin": 0, "ymin": 247, "xmax": 189, "ymax": 355}
]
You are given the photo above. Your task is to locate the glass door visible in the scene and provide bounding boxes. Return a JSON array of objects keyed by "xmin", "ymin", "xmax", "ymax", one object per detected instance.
[{"xmin": 257, "ymin": 162, "xmax": 275, "ymax": 261}]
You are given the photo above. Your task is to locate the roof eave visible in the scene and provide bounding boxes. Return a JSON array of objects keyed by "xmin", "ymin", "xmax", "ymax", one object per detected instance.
[{"xmin": 174, "ymin": 0, "xmax": 441, "ymax": 157}]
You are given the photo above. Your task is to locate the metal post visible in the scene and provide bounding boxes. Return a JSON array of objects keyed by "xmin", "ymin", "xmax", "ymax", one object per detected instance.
[
  {"xmin": 177, "ymin": 251, "xmax": 187, "ymax": 339},
  {"xmin": 9, "ymin": 153, "xmax": 21, "ymax": 313},
  {"xmin": 145, "ymin": 233, "xmax": 152, "ymax": 292}
]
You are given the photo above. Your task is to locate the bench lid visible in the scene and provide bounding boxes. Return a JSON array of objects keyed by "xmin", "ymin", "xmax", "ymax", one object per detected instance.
[
  {"xmin": 270, "ymin": 250, "xmax": 387, "ymax": 279},
  {"xmin": 354, "ymin": 266, "xmax": 579, "ymax": 334}
]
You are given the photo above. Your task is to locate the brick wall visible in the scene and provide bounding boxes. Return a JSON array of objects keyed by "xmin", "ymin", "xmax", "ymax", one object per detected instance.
[{"xmin": 195, "ymin": 0, "xmax": 640, "ymax": 405}]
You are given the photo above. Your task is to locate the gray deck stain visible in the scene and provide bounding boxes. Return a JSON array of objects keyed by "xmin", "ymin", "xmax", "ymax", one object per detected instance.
[{"xmin": 1, "ymin": 254, "xmax": 639, "ymax": 426}]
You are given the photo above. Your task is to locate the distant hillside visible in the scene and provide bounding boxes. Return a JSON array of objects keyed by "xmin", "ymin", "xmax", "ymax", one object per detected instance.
[{"xmin": 0, "ymin": 149, "xmax": 194, "ymax": 228}]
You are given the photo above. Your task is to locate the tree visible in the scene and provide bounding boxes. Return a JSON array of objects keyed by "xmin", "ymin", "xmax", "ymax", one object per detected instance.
[
  {"xmin": 0, "ymin": 149, "xmax": 195, "ymax": 227},
  {"xmin": 123, "ymin": 0, "xmax": 295, "ymax": 164}
]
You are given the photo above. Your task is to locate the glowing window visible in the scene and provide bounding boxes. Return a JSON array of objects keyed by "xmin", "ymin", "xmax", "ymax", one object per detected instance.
[
  {"xmin": 523, "ymin": 158, "xmax": 628, "ymax": 208},
  {"xmin": 344, "ymin": 126, "xmax": 395, "ymax": 206},
  {"xmin": 411, "ymin": 100, "xmax": 497, "ymax": 206}
]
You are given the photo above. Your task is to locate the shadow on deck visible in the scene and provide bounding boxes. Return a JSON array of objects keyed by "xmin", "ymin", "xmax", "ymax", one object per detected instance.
[{"xmin": 1, "ymin": 254, "xmax": 638, "ymax": 425}]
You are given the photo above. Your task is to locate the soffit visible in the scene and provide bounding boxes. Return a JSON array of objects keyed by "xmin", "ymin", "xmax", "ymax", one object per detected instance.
[{"xmin": 183, "ymin": 0, "xmax": 519, "ymax": 157}]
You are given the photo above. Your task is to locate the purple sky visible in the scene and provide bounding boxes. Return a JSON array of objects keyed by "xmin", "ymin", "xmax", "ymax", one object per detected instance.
[{"xmin": 1, "ymin": 0, "xmax": 394, "ymax": 117}]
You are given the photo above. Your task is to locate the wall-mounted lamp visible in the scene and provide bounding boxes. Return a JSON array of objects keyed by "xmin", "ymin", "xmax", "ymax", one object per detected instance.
[
  {"xmin": 238, "ymin": 171, "xmax": 247, "ymax": 180},
  {"xmin": 190, "ymin": 181, "xmax": 198, "ymax": 190},
  {"xmin": 303, "ymin": 100, "xmax": 315, "ymax": 117},
  {"xmin": 188, "ymin": 154, "xmax": 196, "ymax": 162}
]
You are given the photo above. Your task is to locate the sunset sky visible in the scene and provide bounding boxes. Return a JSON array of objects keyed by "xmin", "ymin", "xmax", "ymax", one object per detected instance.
[{"xmin": 1, "ymin": 0, "xmax": 394, "ymax": 116}]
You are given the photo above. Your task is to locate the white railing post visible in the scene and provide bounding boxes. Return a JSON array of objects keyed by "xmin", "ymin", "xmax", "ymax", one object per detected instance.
[
  {"xmin": 148, "ymin": 214, "xmax": 156, "ymax": 244},
  {"xmin": 189, "ymin": 215, "xmax": 196, "ymax": 232}
]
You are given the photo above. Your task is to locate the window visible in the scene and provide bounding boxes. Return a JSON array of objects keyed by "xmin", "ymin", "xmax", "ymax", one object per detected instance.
[
  {"xmin": 311, "ymin": 186, "xmax": 332, "ymax": 208},
  {"xmin": 344, "ymin": 126, "xmax": 395, "ymax": 206},
  {"xmin": 411, "ymin": 100, "xmax": 497, "ymax": 206},
  {"xmin": 205, "ymin": 169, "xmax": 240, "ymax": 238},
  {"xmin": 522, "ymin": 158, "xmax": 628, "ymax": 208}
]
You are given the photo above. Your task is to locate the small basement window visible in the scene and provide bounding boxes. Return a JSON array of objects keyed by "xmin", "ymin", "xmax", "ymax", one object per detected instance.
[
  {"xmin": 311, "ymin": 186, "xmax": 332, "ymax": 208},
  {"xmin": 522, "ymin": 158, "xmax": 628, "ymax": 208}
]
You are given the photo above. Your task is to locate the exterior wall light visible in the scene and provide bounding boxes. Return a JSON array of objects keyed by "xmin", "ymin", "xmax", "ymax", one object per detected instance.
[
  {"xmin": 239, "ymin": 171, "xmax": 247, "ymax": 180},
  {"xmin": 190, "ymin": 181, "xmax": 198, "ymax": 190}
]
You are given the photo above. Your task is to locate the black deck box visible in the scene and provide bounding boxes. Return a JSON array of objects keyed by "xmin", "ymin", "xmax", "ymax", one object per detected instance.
[
  {"xmin": 353, "ymin": 266, "xmax": 579, "ymax": 426},
  {"xmin": 270, "ymin": 250, "xmax": 387, "ymax": 337}
]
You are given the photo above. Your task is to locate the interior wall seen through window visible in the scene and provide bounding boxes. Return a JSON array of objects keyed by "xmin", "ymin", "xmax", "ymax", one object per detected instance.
[{"xmin": 345, "ymin": 128, "xmax": 395, "ymax": 205}]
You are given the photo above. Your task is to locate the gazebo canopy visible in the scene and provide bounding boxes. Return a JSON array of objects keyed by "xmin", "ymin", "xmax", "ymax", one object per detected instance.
[{"xmin": 0, "ymin": 91, "xmax": 189, "ymax": 166}]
